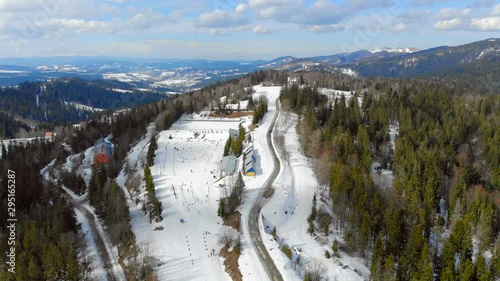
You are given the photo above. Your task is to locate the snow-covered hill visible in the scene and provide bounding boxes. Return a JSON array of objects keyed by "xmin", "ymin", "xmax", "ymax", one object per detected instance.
[{"xmin": 369, "ymin": 47, "xmax": 419, "ymax": 54}]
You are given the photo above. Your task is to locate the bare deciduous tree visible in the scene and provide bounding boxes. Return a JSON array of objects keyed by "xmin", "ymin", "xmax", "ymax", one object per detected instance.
[
  {"xmin": 303, "ymin": 260, "xmax": 327, "ymax": 281},
  {"xmin": 218, "ymin": 228, "xmax": 240, "ymax": 247}
]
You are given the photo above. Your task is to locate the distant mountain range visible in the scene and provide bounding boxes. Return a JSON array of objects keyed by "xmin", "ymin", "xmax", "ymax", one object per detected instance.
[
  {"xmin": 257, "ymin": 47, "xmax": 420, "ymax": 69},
  {"xmin": 0, "ymin": 38, "xmax": 498, "ymax": 93},
  {"xmin": 0, "ymin": 57, "xmax": 266, "ymax": 93},
  {"xmin": 263, "ymin": 38, "xmax": 499, "ymax": 92}
]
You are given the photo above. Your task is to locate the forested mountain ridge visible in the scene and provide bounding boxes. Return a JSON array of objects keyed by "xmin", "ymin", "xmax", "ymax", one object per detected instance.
[
  {"xmin": 347, "ymin": 38, "xmax": 499, "ymax": 79},
  {"xmin": 271, "ymin": 38, "xmax": 500, "ymax": 93},
  {"xmin": 0, "ymin": 78, "xmax": 167, "ymax": 130},
  {"xmin": 0, "ymin": 69, "xmax": 499, "ymax": 280}
]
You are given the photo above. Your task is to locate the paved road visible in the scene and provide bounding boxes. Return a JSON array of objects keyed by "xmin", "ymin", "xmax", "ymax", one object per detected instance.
[
  {"xmin": 41, "ymin": 162, "xmax": 120, "ymax": 281},
  {"xmin": 62, "ymin": 194, "xmax": 120, "ymax": 281},
  {"xmin": 248, "ymin": 99, "xmax": 284, "ymax": 281}
]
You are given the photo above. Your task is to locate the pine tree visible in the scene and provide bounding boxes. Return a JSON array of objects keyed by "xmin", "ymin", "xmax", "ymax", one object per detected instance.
[
  {"xmin": 218, "ymin": 199, "xmax": 225, "ymax": 218},
  {"xmin": 1, "ymin": 143, "xmax": 6, "ymax": 159},
  {"xmin": 66, "ymin": 243, "xmax": 79, "ymax": 281},
  {"xmin": 28, "ymin": 254, "xmax": 41, "ymax": 280},
  {"xmin": 307, "ymin": 194, "xmax": 317, "ymax": 223},
  {"xmin": 459, "ymin": 259, "xmax": 475, "ymax": 281},
  {"xmin": 234, "ymin": 172, "xmax": 245, "ymax": 200},
  {"xmin": 223, "ymin": 136, "xmax": 232, "ymax": 156},
  {"xmin": 382, "ymin": 254, "xmax": 397, "ymax": 281},
  {"xmin": 146, "ymin": 133, "xmax": 157, "ymax": 167},
  {"xmin": 15, "ymin": 253, "xmax": 28, "ymax": 281}
]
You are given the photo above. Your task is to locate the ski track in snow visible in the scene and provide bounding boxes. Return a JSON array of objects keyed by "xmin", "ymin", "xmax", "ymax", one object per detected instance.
[
  {"xmin": 117, "ymin": 118, "xmax": 248, "ymax": 280},
  {"xmin": 114, "ymin": 84, "xmax": 372, "ymax": 281}
]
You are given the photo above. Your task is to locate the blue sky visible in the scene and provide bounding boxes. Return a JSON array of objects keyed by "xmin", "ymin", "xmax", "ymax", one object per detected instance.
[{"xmin": 0, "ymin": 0, "xmax": 498, "ymax": 60}]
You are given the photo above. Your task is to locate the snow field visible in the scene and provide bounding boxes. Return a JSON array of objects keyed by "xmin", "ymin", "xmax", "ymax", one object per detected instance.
[
  {"xmin": 116, "ymin": 84, "xmax": 370, "ymax": 281},
  {"xmin": 319, "ymin": 88, "xmax": 362, "ymax": 106},
  {"xmin": 149, "ymin": 118, "xmax": 242, "ymax": 280},
  {"xmin": 118, "ymin": 117, "xmax": 255, "ymax": 280}
]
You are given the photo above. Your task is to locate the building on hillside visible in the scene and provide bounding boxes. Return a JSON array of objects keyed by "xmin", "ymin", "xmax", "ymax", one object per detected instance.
[
  {"xmin": 45, "ymin": 132, "xmax": 55, "ymax": 138},
  {"xmin": 219, "ymin": 155, "xmax": 237, "ymax": 177},
  {"xmin": 243, "ymin": 145, "xmax": 256, "ymax": 176},
  {"xmin": 244, "ymin": 147, "xmax": 255, "ymax": 161},
  {"xmin": 229, "ymin": 128, "xmax": 239, "ymax": 139},
  {"xmin": 244, "ymin": 161, "xmax": 255, "ymax": 176},
  {"xmin": 287, "ymin": 77, "xmax": 298, "ymax": 85},
  {"xmin": 94, "ymin": 138, "xmax": 113, "ymax": 164}
]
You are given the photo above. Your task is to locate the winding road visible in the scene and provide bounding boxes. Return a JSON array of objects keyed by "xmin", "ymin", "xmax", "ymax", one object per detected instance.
[
  {"xmin": 63, "ymin": 194, "xmax": 120, "ymax": 281},
  {"xmin": 42, "ymin": 169, "xmax": 124, "ymax": 280},
  {"xmin": 41, "ymin": 162, "xmax": 121, "ymax": 281},
  {"xmin": 248, "ymin": 98, "xmax": 284, "ymax": 281}
]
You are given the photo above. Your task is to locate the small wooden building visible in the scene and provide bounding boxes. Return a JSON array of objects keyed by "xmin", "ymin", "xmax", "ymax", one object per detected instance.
[
  {"xmin": 94, "ymin": 139, "xmax": 113, "ymax": 164},
  {"xmin": 45, "ymin": 132, "xmax": 55, "ymax": 138}
]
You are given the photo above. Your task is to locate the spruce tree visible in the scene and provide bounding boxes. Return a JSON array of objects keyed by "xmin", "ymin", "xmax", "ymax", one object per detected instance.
[{"xmin": 66, "ymin": 243, "xmax": 79, "ymax": 281}]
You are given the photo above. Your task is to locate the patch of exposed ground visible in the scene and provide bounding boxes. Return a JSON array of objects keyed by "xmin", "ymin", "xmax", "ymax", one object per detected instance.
[
  {"xmin": 220, "ymin": 245, "xmax": 243, "ymax": 281},
  {"xmin": 224, "ymin": 211, "xmax": 241, "ymax": 230}
]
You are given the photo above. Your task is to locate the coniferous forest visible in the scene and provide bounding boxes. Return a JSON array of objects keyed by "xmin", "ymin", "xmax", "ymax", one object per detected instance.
[
  {"xmin": 0, "ymin": 78, "xmax": 166, "ymax": 128},
  {"xmin": 279, "ymin": 74, "xmax": 500, "ymax": 281},
  {"xmin": 0, "ymin": 69, "xmax": 499, "ymax": 280}
]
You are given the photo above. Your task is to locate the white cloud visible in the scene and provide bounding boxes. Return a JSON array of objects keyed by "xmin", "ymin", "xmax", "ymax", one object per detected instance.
[
  {"xmin": 343, "ymin": 13, "xmax": 411, "ymax": 33},
  {"xmin": 470, "ymin": 16, "xmax": 500, "ymax": 30},
  {"xmin": 248, "ymin": 0, "xmax": 393, "ymax": 26},
  {"xmin": 252, "ymin": 25, "xmax": 270, "ymax": 34},
  {"xmin": 309, "ymin": 23, "xmax": 344, "ymax": 33},
  {"xmin": 473, "ymin": 0, "xmax": 495, "ymax": 9},
  {"xmin": 0, "ymin": 0, "xmax": 121, "ymax": 23},
  {"xmin": 248, "ymin": 0, "xmax": 303, "ymax": 20},
  {"xmin": 434, "ymin": 18, "xmax": 461, "ymax": 30},
  {"xmin": 410, "ymin": 0, "xmax": 450, "ymax": 6},
  {"xmin": 0, "ymin": 0, "xmax": 39, "ymax": 12},
  {"xmin": 436, "ymin": 7, "xmax": 472, "ymax": 20},
  {"xmin": 0, "ymin": 8, "xmax": 182, "ymax": 40},
  {"xmin": 391, "ymin": 22, "xmax": 408, "ymax": 32},
  {"xmin": 235, "ymin": 4, "xmax": 248, "ymax": 13},
  {"xmin": 208, "ymin": 29, "xmax": 228, "ymax": 36},
  {"xmin": 493, "ymin": 4, "xmax": 500, "ymax": 15},
  {"xmin": 196, "ymin": 9, "xmax": 249, "ymax": 28},
  {"xmin": 235, "ymin": 25, "xmax": 251, "ymax": 32},
  {"xmin": 126, "ymin": 10, "xmax": 180, "ymax": 29},
  {"xmin": 293, "ymin": 0, "xmax": 343, "ymax": 25}
]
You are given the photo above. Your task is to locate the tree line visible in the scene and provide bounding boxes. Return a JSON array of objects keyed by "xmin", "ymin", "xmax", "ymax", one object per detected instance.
[{"xmin": 279, "ymin": 74, "xmax": 500, "ymax": 281}]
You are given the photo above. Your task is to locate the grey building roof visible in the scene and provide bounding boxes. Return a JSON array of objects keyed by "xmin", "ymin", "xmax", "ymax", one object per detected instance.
[
  {"xmin": 94, "ymin": 142, "xmax": 113, "ymax": 157},
  {"xmin": 229, "ymin": 128, "xmax": 239, "ymax": 137},
  {"xmin": 220, "ymin": 155, "xmax": 237, "ymax": 175}
]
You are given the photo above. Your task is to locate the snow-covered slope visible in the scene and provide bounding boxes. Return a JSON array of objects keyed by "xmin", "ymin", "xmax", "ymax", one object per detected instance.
[
  {"xmin": 370, "ymin": 47, "xmax": 419, "ymax": 54},
  {"xmin": 117, "ymin": 116, "xmax": 248, "ymax": 280},
  {"xmin": 258, "ymin": 107, "xmax": 370, "ymax": 281}
]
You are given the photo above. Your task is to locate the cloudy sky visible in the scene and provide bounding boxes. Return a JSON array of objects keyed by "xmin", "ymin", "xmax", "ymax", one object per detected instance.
[{"xmin": 1, "ymin": 0, "xmax": 499, "ymax": 60}]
